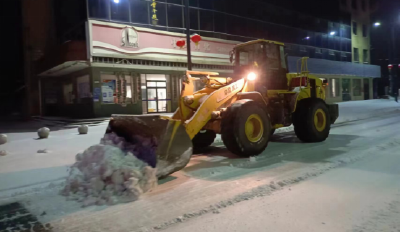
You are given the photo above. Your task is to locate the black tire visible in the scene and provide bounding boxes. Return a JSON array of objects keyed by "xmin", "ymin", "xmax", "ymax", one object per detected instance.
[
  {"xmin": 270, "ymin": 129, "xmax": 276, "ymax": 137},
  {"xmin": 293, "ymin": 99, "xmax": 331, "ymax": 142},
  {"xmin": 192, "ymin": 130, "xmax": 216, "ymax": 149},
  {"xmin": 221, "ymin": 100, "xmax": 271, "ymax": 157}
]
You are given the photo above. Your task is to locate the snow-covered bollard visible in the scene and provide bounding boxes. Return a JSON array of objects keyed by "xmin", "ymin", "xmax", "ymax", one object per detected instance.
[
  {"xmin": 38, "ymin": 127, "xmax": 50, "ymax": 139},
  {"xmin": 0, "ymin": 134, "xmax": 7, "ymax": 145},
  {"xmin": 78, "ymin": 125, "xmax": 89, "ymax": 135}
]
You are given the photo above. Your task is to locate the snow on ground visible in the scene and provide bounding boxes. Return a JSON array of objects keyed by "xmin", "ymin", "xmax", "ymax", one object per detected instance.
[
  {"xmin": 162, "ymin": 138, "xmax": 400, "ymax": 232},
  {"xmin": 0, "ymin": 99, "xmax": 400, "ymax": 231}
]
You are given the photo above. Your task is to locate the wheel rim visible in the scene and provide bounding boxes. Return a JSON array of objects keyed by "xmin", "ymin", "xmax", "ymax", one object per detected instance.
[
  {"xmin": 314, "ymin": 109, "xmax": 326, "ymax": 132},
  {"xmin": 245, "ymin": 114, "xmax": 264, "ymax": 142}
]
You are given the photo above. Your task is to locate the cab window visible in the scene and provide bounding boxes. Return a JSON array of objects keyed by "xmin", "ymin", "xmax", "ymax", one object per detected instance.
[{"xmin": 265, "ymin": 43, "xmax": 280, "ymax": 70}]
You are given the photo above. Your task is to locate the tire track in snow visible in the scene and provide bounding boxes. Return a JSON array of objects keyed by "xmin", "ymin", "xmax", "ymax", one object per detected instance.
[{"xmin": 150, "ymin": 137, "xmax": 400, "ymax": 231}]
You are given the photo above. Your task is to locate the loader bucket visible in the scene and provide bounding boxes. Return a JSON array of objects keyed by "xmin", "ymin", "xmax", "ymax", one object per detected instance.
[{"xmin": 104, "ymin": 115, "xmax": 193, "ymax": 178}]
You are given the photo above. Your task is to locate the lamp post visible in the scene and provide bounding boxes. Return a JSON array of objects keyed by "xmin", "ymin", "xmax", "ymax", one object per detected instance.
[
  {"xmin": 184, "ymin": 0, "xmax": 192, "ymax": 70},
  {"xmin": 374, "ymin": 21, "xmax": 398, "ymax": 101}
]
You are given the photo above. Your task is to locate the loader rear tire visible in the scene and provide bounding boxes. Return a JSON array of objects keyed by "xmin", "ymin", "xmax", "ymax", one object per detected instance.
[
  {"xmin": 221, "ymin": 100, "xmax": 271, "ymax": 157},
  {"xmin": 192, "ymin": 130, "xmax": 216, "ymax": 150},
  {"xmin": 293, "ymin": 99, "xmax": 331, "ymax": 142}
]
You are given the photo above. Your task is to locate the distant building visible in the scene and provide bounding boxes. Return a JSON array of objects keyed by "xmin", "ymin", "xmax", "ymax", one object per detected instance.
[{"xmin": 26, "ymin": 0, "xmax": 381, "ymax": 118}]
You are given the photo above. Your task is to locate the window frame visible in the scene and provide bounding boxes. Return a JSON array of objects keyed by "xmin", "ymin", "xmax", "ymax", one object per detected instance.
[
  {"xmin": 363, "ymin": 49, "xmax": 369, "ymax": 63},
  {"xmin": 352, "ymin": 21, "xmax": 357, "ymax": 35},
  {"xmin": 352, "ymin": 79, "xmax": 362, "ymax": 97},
  {"xmin": 353, "ymin": 47, "xmax": 359, "ymax": 62}
]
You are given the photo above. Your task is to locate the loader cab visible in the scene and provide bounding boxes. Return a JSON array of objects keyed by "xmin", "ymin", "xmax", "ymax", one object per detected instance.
[{"xmin": 231, "ymin": 40, "xmax": 288, "ymax": 90}]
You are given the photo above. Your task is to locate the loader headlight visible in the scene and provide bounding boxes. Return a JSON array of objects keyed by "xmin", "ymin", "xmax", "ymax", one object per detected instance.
[{"xmin": 247, "ymin": 72, "xmax": 257, "ymax": 81}]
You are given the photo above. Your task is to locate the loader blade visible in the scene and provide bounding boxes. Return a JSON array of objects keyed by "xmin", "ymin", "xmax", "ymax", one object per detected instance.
[{"xmin": 104, "ymin": 115, "xmax": 193, "ymax": 178}]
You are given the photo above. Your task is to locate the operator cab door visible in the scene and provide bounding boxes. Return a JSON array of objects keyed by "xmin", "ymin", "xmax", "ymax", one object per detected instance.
[{"xmin": 264, "ymin": 43, "xmax": 288, "ymax": 90}]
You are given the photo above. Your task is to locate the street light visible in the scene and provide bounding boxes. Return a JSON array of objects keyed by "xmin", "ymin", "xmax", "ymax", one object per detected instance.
[
  {"xmin": 330, "ymin": 31, "xmax": 336, "ymax": 36},
  {"xmin": 113, "ymin": 0, "xmax": 120, "ymax": 3},
  {"xmin": 374, "ymin": 22, "xmax": 381, "ymax": 27},
  {"xmin": 305, "ymin": 36, "xmax": 310, "ymax": 40}
]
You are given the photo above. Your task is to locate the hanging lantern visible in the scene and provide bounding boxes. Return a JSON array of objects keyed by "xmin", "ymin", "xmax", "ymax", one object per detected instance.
[
  {"xmin": 191, "ymin": 34, "xmax": 202, "ymax": 46},
  {"xmin": 176, "ymin": 40, "xmax": 186, "ymax": 49}
]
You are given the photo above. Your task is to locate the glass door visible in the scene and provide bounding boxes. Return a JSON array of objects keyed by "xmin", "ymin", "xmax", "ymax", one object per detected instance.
[
  {"xmin": 147, "ymin": 88, "xmax": 157, "ymax": 113},
  {"xmin": 146, "ymin": 81, "xmax": 168, "ymax": 113}
]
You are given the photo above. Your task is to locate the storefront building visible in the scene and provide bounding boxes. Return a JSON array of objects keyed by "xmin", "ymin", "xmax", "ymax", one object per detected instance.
[{"xmin": 37, "ymin": 0, "xmax": 381, "ymax": 118}]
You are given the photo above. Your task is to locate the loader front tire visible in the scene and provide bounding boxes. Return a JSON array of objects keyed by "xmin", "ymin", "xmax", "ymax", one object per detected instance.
[
  {"xmin": 221, "ymin": 100, "xmax": 271, "ymax": 157},
  {"xmin": 293, "ymin": 99, "xmax": 331, "ymax": 142},
  {"xmin": 192, "ymin": 130, "xmax": 216, "ymax": 150}
]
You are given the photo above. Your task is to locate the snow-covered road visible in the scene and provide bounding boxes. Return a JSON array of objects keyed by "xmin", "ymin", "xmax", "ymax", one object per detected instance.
[{"xmin": 1, "ymin": 99, "xmax": 400, "ymax": 231}]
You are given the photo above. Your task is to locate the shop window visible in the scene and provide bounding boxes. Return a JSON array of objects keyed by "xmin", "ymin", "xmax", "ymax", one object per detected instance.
[
  {"xmin": 167, "ymin": 4, "xmax": 183, "ymax": 28},
  {"xmin": 122, "ymin": 74, "xmax": 133, "ymax": 104},
  {"xmin": 130, "ymin": 0, "xmax": 148, "ymax": 24},
  {"xmin": 88, "ymin": 0, "xmax": 109, "ymax": 19},
  {"xmin": 353, "ymin": 79, "xmax": 362, "ymax": 96},
  {"xmin": 111, "ymin": 0, "xmax": 130, "ymax": 22},
  {"xmin": 101, "ymin": 74, "xmax": 117, "ymax": 104},
  {"xmin": 330, "ymin": 78, "xmax": 340, "ymax": 98},
  {"xmin": 63, "ymin": 83, "xmax": 74, "ymax": 105},
  {"xmin": 342, "ymin": 79, "xmax": 351, "ymax": 101},
  {"xmin": 77, "ymin": 75, "xmax": 91, "ymax": 103}
]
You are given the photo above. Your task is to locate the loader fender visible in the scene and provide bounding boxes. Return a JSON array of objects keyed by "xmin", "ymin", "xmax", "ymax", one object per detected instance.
[
  {"xmin": 327, "ymin": 104, "xmax": 339, "ymax": 124},
  {"xmin": 236, "ymin": 92, "xmax": 268, "ymax": 107}
]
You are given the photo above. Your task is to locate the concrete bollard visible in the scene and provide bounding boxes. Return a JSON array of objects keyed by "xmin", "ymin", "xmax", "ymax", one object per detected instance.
[
  {"xmin": 78, "ymin": 125, "xmax": 89, "ymax": 135},
  {"xmin": 0, "ymin": 134, "xmax": 7, "ymax": 145},
  {"xmin": 38, "ymin": 127, "xmax": 50, "ymax": 139}
]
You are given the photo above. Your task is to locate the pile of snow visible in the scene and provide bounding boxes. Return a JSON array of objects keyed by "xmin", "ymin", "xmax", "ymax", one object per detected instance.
[
  {"xmin": 38, "ymin": 127, "xmax": 50, "ymax": 139},
  {"xmin": 0, "ymin": 134, "xmax": 7, "ymax": 145},
  {"xmin": 61, "ymin": 133, "xmax": 158, "ymax": 207}
]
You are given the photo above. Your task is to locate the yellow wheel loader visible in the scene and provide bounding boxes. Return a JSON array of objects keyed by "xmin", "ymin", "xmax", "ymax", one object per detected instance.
[{"xmin": 105, "ymin": 39, "xmax": 339, "ymax": 178}]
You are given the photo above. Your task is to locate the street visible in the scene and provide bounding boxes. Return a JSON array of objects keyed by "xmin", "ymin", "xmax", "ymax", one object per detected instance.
[{"xmin": 1, "ymin": 99, "xmax": 400, "ymax": 231}]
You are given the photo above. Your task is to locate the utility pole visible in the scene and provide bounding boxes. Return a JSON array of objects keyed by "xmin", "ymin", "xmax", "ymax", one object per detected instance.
[
  {"xmin": 184, "ymin": 0, "xmax": 192, "ymax": 70},
  {"xmin": 389, "ymin": 25, "xmax": 398, "ymax": 101}
]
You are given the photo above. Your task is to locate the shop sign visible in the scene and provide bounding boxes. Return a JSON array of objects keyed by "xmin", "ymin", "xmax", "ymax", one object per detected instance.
[
  {"xmin": 93, "ymin": 87, "xmax": 101, "ymax": 102},
  {"xmin": 102, "ymin": 80, "xmax": 116, "ymax": 103},
  {"xmin": 121, "ymin": 27, "xmax": 139, "ymax": 48}
]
